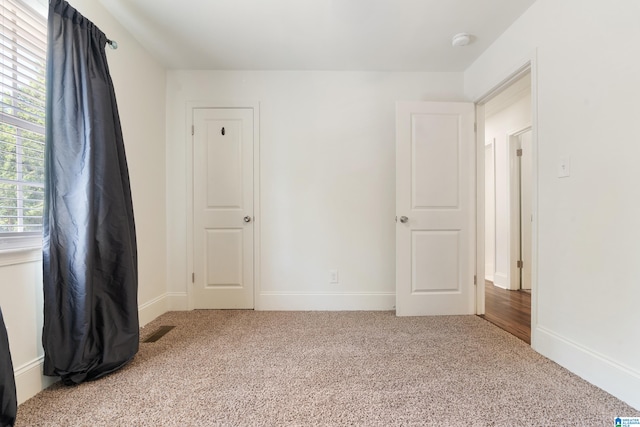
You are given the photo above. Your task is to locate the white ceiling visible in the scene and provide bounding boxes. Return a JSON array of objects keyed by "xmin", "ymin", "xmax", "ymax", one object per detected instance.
[{"xmin": 103, "ymin": 0, "xmax": 536, "ymax": 71}]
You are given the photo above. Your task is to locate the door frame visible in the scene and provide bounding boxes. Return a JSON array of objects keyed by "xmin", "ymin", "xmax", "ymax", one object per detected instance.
[
  {"xmin": 185, "ymin": 101, "xmax": 261, "ymax": 310},
  {"xmin": 474, "ymin": 52, "xmax": 539, "ymax": 345},
  {"xmin": 508, "ymin": 126, "xmax": 532, "ymax": 291},
  {"xmin": 484, "ymin": 138, "xmax": 496, "ymax": 285}
]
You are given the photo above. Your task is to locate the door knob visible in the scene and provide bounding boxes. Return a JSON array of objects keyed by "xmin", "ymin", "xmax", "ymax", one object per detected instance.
[
  {"xmin": 399, "ymin": 216, "xmax": 409, "ymax": 223},
  {"xmin": 244, "ymin": 216, "xmax": 252, "ymax": 223}
]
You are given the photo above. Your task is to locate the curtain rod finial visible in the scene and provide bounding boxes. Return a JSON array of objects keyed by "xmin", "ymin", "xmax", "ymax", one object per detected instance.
[{"xmin": 107, "ymin": 39, "xmax": 118, "ymax": 50}]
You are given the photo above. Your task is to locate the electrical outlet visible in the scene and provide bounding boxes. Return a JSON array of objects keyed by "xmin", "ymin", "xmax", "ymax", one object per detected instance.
[{"xmin": 329, "ymin": 269, "xmax": 339, "ymax": 284}]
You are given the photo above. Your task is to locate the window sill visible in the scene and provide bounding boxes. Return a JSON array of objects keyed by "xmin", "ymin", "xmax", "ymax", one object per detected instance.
[{"xmin": 0, "ymin": 236, "xmax": 42, "ymax": 267}]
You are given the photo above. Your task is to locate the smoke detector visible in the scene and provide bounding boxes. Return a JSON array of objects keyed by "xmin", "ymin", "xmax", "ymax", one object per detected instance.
[{"xmin": 451, "ymin": 33, "xmax": 472, "ymax": 47}]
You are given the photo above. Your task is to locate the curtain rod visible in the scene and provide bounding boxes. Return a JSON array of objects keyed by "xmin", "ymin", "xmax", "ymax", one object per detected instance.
[{"xmin": 107, "ymin": 39, "xmax": 118, "ymax": 50}]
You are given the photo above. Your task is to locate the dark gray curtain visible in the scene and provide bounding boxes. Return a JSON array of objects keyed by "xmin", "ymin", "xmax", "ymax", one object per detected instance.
[
  {"xmin": 0, "ymin": 307, "xmax": 17, "ymax": 427},
  {"xmin": 43, "ymin": 0, "xmax": 138, "ymax": 385}
]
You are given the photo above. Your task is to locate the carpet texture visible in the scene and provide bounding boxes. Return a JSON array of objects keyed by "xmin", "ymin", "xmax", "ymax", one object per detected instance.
[{"xmin": 16, "ymin": 311, "xmax": 640, "ymax": 426}]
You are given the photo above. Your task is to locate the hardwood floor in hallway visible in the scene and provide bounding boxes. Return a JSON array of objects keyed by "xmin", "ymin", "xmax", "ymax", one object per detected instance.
[{"xmin": 480, "ymin": 281, "xmax": 531, "ymax": 344}]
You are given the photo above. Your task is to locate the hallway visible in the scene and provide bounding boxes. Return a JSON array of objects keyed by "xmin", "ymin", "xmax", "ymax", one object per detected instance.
[{"xmin": 480, "ymin": 281, "xmax": 531, "ymax": 344}]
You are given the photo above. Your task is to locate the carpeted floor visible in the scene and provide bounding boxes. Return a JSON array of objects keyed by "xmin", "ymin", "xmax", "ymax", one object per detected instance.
[{"xmin": 16, "ymin": 311, "xmax": 640, "ymax": 426}]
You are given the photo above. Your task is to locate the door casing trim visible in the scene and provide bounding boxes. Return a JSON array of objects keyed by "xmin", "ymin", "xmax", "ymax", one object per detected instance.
[{"xmin": 508, "ymin": 126, "xmax": 532, "ymax": 291}]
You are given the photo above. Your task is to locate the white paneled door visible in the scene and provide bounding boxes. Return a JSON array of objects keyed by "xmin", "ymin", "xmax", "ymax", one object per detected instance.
[
  {"xmin": 193, "ymin": 108, "xmax": 254, "ymax": 309},
  {"xmin": 520, "ymin": 129, "xmax": 533, "ymax": 291},
  {"xmin": 396, "ymin": 102, "xmax": 475, "ymax": 316}
]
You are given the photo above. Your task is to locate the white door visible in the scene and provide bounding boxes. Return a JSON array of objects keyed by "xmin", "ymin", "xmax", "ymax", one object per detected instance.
[
  {"xmin": 193, "ymin": 108, "xmax": 254, "ymax": 309},
  {"xmin": 520, "ymin": 130, "xmax": 533, "ymax": 291},
  {"xmin": 509, "ymin": 129, "xmax": 533, "ymax": 291},
  {"xmin": 396, "ymin": 102, "xmax": 475, "ymax": 316}
]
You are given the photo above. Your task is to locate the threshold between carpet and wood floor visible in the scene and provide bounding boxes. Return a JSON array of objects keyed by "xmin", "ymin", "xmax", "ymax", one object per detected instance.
[
  {"xmin": 16, "ymin": 310, "xmax": 640, "ymax": 426},
  {"xmin": 480, "ymin": 280, "xmax": 531, "ymax": 344}
]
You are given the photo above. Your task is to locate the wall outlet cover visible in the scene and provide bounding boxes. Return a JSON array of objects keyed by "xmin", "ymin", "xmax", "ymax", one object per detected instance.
[{"xmin": 329, "ymin": 269, "xmax": 339, "ymax": 284}]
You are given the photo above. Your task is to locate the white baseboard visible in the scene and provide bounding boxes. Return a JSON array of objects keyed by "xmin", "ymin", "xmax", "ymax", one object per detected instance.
[
  {"xmin": 484, "ymin": 264, "xmax": 494, "ymax": 283},
  {"xmin": 159, "ymin": 291, "xmax": 395, "ymax": 311},
  {"xmin": 138, "ymin": 293, "xmax": 168, "ymax": 327},
  {"xmin": 167, "ymin": 292, "xmax": 188, "ymax": 310},
  {"xmin": 14, "ymin": 356, "xmax": 57, "ymax": 405},
  {"xmin": 257, "ymin": 292, "xmax": 395, "ymax": 311},
  {"xmin": 493, "ymin": 272, "xmax": 508, "ymax": 289},
  {"xmin": 534, "ymin": 325, "xmax": 640, "ymax": 410}
]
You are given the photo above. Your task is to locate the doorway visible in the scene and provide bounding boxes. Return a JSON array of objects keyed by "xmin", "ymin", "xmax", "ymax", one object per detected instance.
[
  {"xmin": 479, "ymin": 71, "xmax": 533, "ymax": 343},
  {"xmin": 191, "ymin": 107, "xmax": 257, "ymax": 309}
]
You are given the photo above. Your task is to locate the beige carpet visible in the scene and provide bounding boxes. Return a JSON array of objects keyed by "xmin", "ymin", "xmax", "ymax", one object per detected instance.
[{"xmin": 16, "ymin": 311, "xmax": 640, "ymax": 426}]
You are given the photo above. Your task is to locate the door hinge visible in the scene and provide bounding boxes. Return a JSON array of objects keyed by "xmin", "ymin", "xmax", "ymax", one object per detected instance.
[
  {"xmin": 192, "ymin": 272, "xmax": 195, "ymax": 283},
  {"xmin": 474, "ymin": 275, "xmax": 477, "ymax": 285},
  {"xmin": 191, "ymin": 125, "xmax": 194, "ymax": 136},
  {"xmin": 474, "ymin": 122, "xmax": 477, "ymax": 133},
  {"xmin": 517, "ymin": 260, "xmax": 523, "ymax": 269},
  {"xmin": 516, "ymin": 148, "xmax": 523, "ymax": 157}
]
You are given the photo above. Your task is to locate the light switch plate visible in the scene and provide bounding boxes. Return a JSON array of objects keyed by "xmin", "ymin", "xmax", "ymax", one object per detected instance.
[{"xmin": 558, "ymin": 157, "xmax": 571, "ymax": 178}]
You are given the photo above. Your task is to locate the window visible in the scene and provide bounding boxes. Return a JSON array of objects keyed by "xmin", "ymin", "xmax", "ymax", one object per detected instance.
[{"xmin": 0, "ymin": 0, "xmax": 46, "ymax": 250}]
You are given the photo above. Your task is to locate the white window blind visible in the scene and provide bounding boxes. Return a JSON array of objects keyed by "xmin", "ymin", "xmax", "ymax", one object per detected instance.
[{"xmin": 0, "ymin": 0, "xmax": 46, "ymax": 240}]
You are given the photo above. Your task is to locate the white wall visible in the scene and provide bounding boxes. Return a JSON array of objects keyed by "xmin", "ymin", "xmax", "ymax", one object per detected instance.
[
  {"xmin": 484, "ymin": 86, "xmax": 531, "ymax": 288},
  {"xmin": 90, "ymin": 1, "xmax": 168, "ymax": 326},
  {"xmin": 0, "ymin": 0, "xmax": 167, "ymax": 404},
  {"xmin": 466, "ymin": 0, "xmax": 640, "ymax": 409},
  {"xmin": 166, "ymin": 71, "xmax": 464, "ymax": 310}
]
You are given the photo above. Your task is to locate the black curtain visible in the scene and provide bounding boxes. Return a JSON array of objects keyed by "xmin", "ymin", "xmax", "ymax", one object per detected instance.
[
  {"xmin": 43, "ymin": 0, "xmax": 139, "ymax": 385},
  {"xmin": 0, "ymin": 307, "xmax": 17, "ymax": 427}
]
